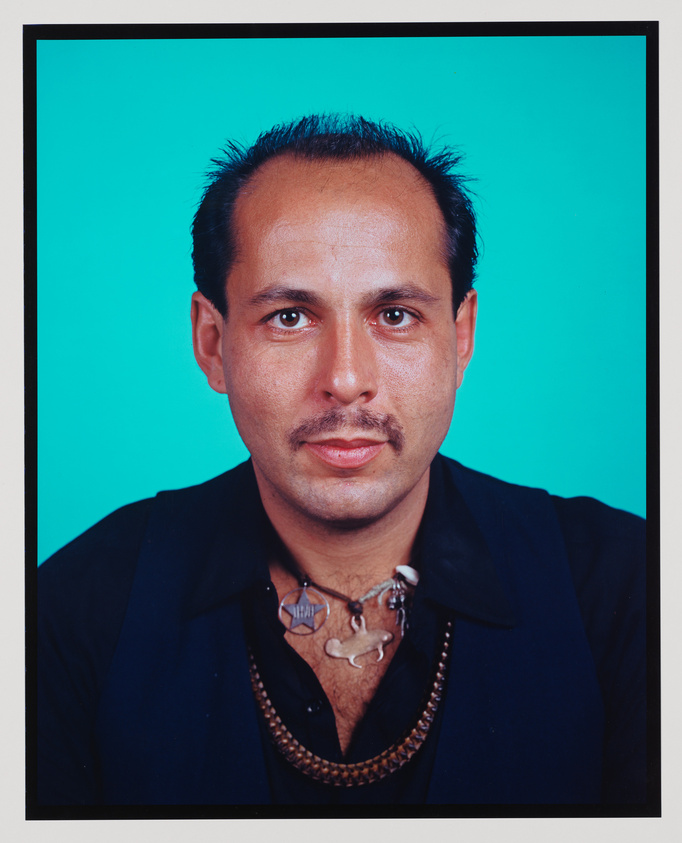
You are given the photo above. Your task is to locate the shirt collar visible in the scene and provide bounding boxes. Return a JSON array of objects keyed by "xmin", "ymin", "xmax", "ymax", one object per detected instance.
[
  {"xmin": 184, "ymin": 461, "xmax": 272, "ymax": 619},
  {"xmin": 185, "ymin": 455, "xmax": 516, "ymax": 628},
  {"xmin": 416, "ymin": 454, "xmax": 516, "ymax": 627}
]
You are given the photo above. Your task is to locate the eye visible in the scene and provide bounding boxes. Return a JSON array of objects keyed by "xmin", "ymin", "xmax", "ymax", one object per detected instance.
[
  {"xmin": 269, "ymin": 309, "xmax": 312, "ymax": 330},
  {"xmin": 376, "ymin": 307, "xmax": 417, "ymax": 328}
]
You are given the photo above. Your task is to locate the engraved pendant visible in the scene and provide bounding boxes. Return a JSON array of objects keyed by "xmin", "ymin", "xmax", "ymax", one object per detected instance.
[
  {"xmin": 278, "ymin": 586, "xmax": 330, "ymax": 635},
  {"xmin": 324, "ymin": 615, "xmax": 394, "ymax": 668}
]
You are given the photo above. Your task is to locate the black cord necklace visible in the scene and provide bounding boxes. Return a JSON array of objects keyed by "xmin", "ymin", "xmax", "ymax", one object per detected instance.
[{"xmin": 278, "ymin": 564, "xmax": 419, "ymax": 668}]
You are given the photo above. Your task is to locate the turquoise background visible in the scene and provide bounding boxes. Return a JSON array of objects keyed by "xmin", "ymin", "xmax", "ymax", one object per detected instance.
[{"xmin": 37, "ymin": 35, "xmax": 647, "ymax": 564}]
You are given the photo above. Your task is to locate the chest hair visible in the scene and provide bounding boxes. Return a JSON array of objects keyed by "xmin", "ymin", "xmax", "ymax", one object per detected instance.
[{"xmin": 283, "ymin": 601, "xmax": 401, "ymax": 756}]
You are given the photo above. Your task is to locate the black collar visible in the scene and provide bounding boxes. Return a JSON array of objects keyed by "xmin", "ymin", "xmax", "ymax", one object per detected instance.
[
  {"xmin": 418, "ymin": 455, "xmax": 516, "ymax": 626},
  {"xmin": 185, "ymin": 455, "xmax": 516, "ymax": 628}
]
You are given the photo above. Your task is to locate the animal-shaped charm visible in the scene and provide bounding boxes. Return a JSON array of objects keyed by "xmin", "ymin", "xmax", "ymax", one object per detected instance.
[{"xmin": 324, "ymin": 614, "xmax": 394, "ymax": 668}]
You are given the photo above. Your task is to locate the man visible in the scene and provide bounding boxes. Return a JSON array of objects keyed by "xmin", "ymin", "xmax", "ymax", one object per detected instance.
[{"xmin": 37, "ymin": 115, "xmax": 646, "ymax": 806}]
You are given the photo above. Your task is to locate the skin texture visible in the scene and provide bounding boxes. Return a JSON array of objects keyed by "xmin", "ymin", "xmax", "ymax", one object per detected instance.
[{"xmin": 192, "ymin": 153, "xmax": 477, "ymax": 753}]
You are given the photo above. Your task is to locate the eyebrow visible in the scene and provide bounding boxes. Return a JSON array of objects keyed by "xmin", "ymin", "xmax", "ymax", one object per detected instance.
[
  {"xmin": 360, "ymin": 287, "xmax": 442, "ymax": 308},
  {"xmin": 246, "ymin": 284, "xmax": 442, "ymax": 309},
  {"xmin": 247, "ymin": 286, "xmax": 324, "ymax": 308}
]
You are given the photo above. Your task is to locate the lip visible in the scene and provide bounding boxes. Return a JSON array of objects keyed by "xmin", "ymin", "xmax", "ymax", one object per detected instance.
[{"xmin": 303, "ymin": 438, "xmax": 387, "ymax": 470}]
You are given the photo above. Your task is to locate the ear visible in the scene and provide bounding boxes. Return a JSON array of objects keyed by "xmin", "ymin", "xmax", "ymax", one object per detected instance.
[
  {"xmin": 191, "ymin": 291, "xmax": 228, "ymax": 394},
  {"xmin": 455, "ymin": 290, "xmax": 477, "ymax": 389}
]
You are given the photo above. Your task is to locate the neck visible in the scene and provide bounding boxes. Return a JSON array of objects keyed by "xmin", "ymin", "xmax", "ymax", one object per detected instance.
[{"xmin": 255, "ymin": 469, "xmax": 430, "ymax": 591}]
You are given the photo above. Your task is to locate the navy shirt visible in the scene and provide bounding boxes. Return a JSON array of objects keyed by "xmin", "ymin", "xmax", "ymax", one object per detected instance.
[{"xmin": 36, "ymin": 457, "xmax": 646, "ymax": 805}]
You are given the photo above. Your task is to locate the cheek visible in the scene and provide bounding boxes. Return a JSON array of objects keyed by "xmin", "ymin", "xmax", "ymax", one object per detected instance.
[
  {"xmin": 223, "ymin": 340, "xmax": 312, "ymax": 424},
  {"xmin": 377, "ymin": 341, "xmax": 458, "ymax": 416}
]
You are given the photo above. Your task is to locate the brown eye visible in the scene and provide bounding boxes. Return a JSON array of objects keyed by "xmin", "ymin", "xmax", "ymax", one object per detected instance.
[
  {"xmin": 279, "ymin": 310, "xmax": 301, "ymax": 326},
  {"xmin": 378, "ymin": 308, "xmax": 416, "ymax": 327},
  {"xmin": 383, "ymin": 308, "xmax": 405, "ymax": 324},
  {"xmin": 270, "ymin": 309, "xmax": 312, "ymax": 330}
]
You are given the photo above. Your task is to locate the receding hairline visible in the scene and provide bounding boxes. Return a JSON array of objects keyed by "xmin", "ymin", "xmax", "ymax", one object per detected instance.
[
  {"xmin": 227, "ymin": 150, "xmax": 450, "ymax": 278},
  {"xmin": 238, "ymin": 148, "xmax": 438, "ymax": 199}
]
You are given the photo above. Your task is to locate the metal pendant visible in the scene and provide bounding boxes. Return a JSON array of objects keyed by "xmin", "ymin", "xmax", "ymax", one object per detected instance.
[
  {"xmin": 324, "ymin": 615, "xmax": 394, "ymax": 668},
  {"xmin": 278, "ymin": 585, "xmax": 330, "ymax": 635}
]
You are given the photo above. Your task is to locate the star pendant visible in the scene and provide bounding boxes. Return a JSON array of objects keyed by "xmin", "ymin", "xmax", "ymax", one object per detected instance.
[{"xmin": 282, "ymin": 587, "xmax": 327, "ymax": 631}]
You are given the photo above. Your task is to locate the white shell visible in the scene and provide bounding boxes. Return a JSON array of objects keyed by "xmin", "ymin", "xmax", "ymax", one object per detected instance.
[{"xmin": 396, "ymin": 564, "xmax": 419, "ymax": 586}]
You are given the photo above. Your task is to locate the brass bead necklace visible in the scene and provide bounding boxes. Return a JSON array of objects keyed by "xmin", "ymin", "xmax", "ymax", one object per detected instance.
[{"xmin": 248, "ymin": 620, "xmax": 453, "ymax": 787}]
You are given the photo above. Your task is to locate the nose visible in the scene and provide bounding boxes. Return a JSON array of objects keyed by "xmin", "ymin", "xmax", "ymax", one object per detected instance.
[{"xmin": 317, "ymin": 318, "xmax": 378, "ymax": 406}]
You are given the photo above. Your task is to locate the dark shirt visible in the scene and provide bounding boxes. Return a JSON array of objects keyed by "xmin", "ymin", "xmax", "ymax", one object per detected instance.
[{"xmin": 36, "ymin": 456, "xmax": 646, "ymax": 805}]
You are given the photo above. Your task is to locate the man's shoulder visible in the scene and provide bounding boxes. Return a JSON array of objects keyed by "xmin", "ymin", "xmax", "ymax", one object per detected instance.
[
  {"xmin": 438, "ymin": 455, "xmax": 646, "ymax": 631},
  {"xmin": 550, "ymin": 492, "xmax": 645, "ymax": 546},
  {"xmin": 37, "ymin": 461, "xmax": 256, "ymax": 656},
  {"xmin": 39, "ymin": 461, "xmax": 253, "ymax": 582},
  {"xmin": 438, "ymin": 454, "xmax": 645, "ymax": 538}
]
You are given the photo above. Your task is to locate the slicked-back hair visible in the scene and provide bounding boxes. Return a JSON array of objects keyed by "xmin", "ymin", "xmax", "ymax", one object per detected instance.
[{"xmin": 192, "ymin": 114, "xmax": 478, "ymax": 317}]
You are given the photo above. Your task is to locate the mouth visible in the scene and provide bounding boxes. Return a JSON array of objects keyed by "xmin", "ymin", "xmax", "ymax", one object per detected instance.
[{"xmin": 303, "ymin": 438, "xmax": 387, "ymax": 470}]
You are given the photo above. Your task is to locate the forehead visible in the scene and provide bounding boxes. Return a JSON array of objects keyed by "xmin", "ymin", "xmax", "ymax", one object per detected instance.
[{"xmin": 230, "ymin": 153, "xmax": 447, "ymax": 260}]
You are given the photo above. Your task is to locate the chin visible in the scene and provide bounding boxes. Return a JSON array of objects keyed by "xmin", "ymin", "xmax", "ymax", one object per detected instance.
[{"xmin": 287, "ymin": 475, "xmax": 415, "ymax": 530}]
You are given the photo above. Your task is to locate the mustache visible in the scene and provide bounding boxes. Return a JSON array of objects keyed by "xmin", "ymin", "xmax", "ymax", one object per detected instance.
[{"xmin": 289, "ymin": 407, "xmax": 405, "ymax": 454}]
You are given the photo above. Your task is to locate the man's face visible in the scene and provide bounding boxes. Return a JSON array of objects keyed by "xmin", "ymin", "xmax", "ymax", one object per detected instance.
[{"xmin": 193, "ymin": 153, "xmax": 476, "ymax": 529}]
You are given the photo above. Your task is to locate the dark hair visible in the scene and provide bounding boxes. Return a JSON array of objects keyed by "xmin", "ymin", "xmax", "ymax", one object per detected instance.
[{"xmin": 192, "ymin": 114, "xmax": 478, "ymax": 316}]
